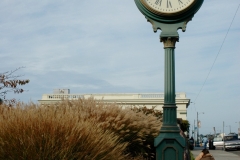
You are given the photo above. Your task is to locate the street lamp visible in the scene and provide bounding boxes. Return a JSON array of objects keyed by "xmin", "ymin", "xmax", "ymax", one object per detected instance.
[{"xmin": 196, "ymin": 112, "xmax": 204, "ymax": 147}]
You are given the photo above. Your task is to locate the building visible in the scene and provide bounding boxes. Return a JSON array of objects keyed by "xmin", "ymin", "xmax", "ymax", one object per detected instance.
[{"xmin": 38, "ymin": 89, "xmax": 190, "ymax": 120}]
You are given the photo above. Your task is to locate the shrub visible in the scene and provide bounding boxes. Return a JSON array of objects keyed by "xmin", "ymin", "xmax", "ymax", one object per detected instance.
[
  {"xmin": 130, "ymin": 106, "xmax": 163, "ymax": 120},
  {"xmin": 130, "ymin": 106, "xmax": 162, "ymax": 159},
  {"xmin": 190, "ymin": 151, "xmax": 195, "ymax": 160},
  {"xmin": 0, "ymin": 98, "xmax": 162, "ymax": 159},
  {"xmin": 0, "ymin": 103, "xmax": 128, "ymax": 160},
  {"xmin": 57, "ymin": 99, "xmax": 162, "ymax": 159}
]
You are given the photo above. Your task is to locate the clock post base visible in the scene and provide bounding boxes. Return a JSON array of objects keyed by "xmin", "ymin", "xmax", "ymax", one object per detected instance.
[
  {"xmin": 155, "ymin": 132, "xmax": 185, "ymax": 160},
  {"xmin": 154, "ymin": 105, "xmax": 185, "ymax": 160}
]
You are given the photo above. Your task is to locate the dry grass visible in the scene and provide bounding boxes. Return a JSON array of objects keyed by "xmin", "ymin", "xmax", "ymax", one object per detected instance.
[
  {"xmin": 0, "ymin": 102, "xmax": 127, "ymax": 160},
  {"xmin": 0, "ymin": 98, "xmax": 162, "ymax": 160}
]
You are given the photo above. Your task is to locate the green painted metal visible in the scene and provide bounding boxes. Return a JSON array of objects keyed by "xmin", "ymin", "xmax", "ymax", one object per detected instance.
[
  {"xmin": 146, "ymin": 19, "xmax": 191, "ymax": 37},
  {"xmin": 143, "ymin": 19, "xmax": 188, "ymax": 160},
  {"xmin": 134, "ymin": 1, "xmax": 204, "ymax": 159},
  {"xmin": 164, "ymin": 47, "xmax": 176, "ymax": 105},
  {"xmin": 154, "ymin": 43, "xmax": 185, "ymax": 160},
  {"xmin": 155, "ymin": 132, "xmax": 185, "ymax": 159}
]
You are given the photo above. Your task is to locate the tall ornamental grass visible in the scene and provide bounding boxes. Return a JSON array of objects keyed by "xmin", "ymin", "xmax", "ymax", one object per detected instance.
[
  {"xmin": 0, "ymin": 98, "xmax": 162, "ymax": 159},
  {"xmin": 0, "ymin": 103, "xmax": 128, "ymax": 160}
]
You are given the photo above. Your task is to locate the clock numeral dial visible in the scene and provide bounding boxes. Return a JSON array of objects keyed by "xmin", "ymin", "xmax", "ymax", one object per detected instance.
[
  {"xmin": 155, "ymin": 0, "xmax": 162, "ymax": 6},
  {"xmin": 167, "ymin": 0, "xmax": 172, "ymax": 8},
  {"xmin": 143, "ymin": 0, "xmax": 195, "ymax": 14},
  {"xmin": 178, "ymin": 0, "xmax": 183, "ymax": 5}
]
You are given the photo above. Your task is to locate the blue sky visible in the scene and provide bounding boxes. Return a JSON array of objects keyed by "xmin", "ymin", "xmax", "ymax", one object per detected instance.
[{"xmin": 0, "ymin": 0, "xmax": 239, "ymax": 135}]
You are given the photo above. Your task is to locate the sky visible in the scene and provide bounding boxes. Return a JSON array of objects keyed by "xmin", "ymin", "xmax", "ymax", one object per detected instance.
[{"xmin": 0, "ymin": 0, "xmax": 239, "ymax": 135}]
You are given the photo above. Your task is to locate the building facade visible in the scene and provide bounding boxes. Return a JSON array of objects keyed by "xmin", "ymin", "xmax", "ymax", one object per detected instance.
[{"xmin": 38, "ymin": 89, "xmax": 190, "ymax": 120}]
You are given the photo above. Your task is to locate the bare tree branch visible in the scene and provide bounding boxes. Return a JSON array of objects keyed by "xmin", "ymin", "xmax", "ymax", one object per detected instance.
[{"xmin": 0, "ymin": 67, "xmax": 30, "ymax": 106}]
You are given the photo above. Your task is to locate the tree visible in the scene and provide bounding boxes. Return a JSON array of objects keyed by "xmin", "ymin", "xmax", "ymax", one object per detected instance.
[
  {"xmin": 180, "ymin": 120, "xmax": 190, "ymax": 133},
  {"xmin": 0, "ymin": 67, "xmax": 30, "ymax": 105},
  {"xmin": 130, "ymin": 106, "xmax": 163, "ymax": 120}
]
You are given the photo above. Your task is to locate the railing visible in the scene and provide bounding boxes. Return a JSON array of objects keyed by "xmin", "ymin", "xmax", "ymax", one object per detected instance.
[
  {"xmin": 140, "ymin": 93, "xmax": 181, "ymax": 98},
  {"xmin": 140, "ymin": 94, "xmax": 164, "ymax": 98},
  {"xmin": 46, "ymin": 94, "xmax": 84, "ymax": 100},
  {"xmin": 42, "ymin": 93, "xmax": 184, "ymax": 100}
]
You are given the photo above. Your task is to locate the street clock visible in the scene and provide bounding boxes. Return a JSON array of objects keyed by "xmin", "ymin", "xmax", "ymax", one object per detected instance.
[{"xmin": 134, "ymin": 0, "xmax": 204, "ymax": 160}]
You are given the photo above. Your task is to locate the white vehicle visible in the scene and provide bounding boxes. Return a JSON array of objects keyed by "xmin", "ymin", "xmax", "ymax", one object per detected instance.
[
  {"xmin": 223, "ymin": 134, "xmax": 240, "ymax": 151},
  {"xmin": 213, "ymin": 137, "xmax": 224, "ymax": 148},
  {"xmin": 207, "ymin": 137, "xmax": 224, "ymax": 149}
]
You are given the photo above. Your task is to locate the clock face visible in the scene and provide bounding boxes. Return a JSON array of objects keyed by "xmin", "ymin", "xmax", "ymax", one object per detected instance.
[{"xmin": 141, "ymin": 0, "xmax": 196, "ymax": 15}]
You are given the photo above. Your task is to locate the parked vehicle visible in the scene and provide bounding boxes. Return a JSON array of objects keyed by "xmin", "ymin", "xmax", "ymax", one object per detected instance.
[
  {"xmin": 213, "ymin": 137, "xmax": 224, "ymax": 148},
  {"xmin": 223, "ymin": 134, "xmax": 240, "ymax": 151},
  {"xmin": 207, "ymin": 137, "xmax": 224, "ymax": 149}
]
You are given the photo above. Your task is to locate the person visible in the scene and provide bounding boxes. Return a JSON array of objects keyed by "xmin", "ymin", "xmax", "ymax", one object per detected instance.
[
  {"xmin": 202, "ymin": 136, "xmax": 208, "ymax": 149},
  {"xmin": 195, "ymin": 149, "xmax": 215, "ymax": 160},
  {"xmin": 189, "ymin": 136, "xmax": 194, "ymax": 150}
]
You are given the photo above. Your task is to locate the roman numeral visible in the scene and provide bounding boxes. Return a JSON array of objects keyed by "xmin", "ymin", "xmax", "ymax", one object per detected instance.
[
  {"xmin": 155, "ymin": 0, "xmax": 162, "ymax": 6},
  {"xmin": 178, "ymin": 0, "xmax": 183, "ymax": 5},
  {"xmin": 167, "ymin": 0, "xmax": 172, "ymax": 8}
]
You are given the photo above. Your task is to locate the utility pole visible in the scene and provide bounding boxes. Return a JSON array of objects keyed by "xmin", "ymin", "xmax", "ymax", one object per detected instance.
[
  {"xmin": 196, "ymin": 112, "xmax": 204, "ymax": 147},
  {"xmin": 223, "ymin": 121, "xmax": 225, "ymax": 150},
  {"xmin": 194, "ymin": 119, "xmax": 196, "ymax": 146},
  {"xmin": 197, "ymin": 113, "xmax": 199, "ymax": 147}
]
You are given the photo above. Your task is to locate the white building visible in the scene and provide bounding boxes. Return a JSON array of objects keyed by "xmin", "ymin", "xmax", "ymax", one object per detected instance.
[{"xmin": 38, "ymin": 89, "xmax": 190, "ymax": 120}]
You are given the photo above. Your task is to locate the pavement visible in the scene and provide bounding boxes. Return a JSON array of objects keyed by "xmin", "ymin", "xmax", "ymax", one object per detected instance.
[{"xmin": 191, "ymin": 147, "xmax": 240, "ymax": 160}]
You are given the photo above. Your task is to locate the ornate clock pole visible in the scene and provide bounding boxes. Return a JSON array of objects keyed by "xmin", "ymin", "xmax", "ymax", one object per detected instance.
[{"xmin": 134, "ymin": 0, "xmax": 204, "ymax": 159}]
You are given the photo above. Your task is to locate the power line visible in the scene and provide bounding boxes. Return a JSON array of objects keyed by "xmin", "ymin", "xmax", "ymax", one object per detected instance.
[{"xmin": 193, "ymin": 4, "xmax": 240, "ymax": 106}]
